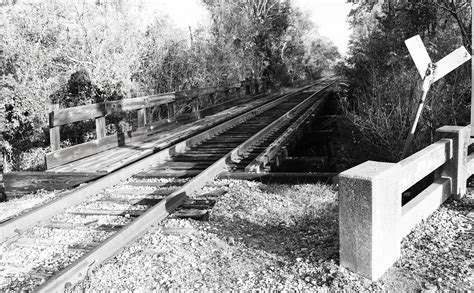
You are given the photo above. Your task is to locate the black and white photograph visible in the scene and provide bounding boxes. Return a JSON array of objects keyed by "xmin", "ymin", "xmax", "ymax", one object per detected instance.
[{"xmin": 0, "ymin": 0, "xmax": 472, "ymax": 291}]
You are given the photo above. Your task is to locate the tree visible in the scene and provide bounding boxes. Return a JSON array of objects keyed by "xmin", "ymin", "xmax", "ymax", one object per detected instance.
[{"xmin": 341, "ymin": 1, "xmax": 472, "ymax": 161}]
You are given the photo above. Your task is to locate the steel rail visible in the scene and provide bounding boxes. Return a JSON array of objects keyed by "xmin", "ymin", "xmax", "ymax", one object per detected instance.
[
  {"xmin": 35, "ymin": 81, "xmax": 332, "ymax": 292},
  {"xmin": 0, "ymin": 84, "xmax": 320, "ymax": 243},
  {"xmin": 245, "ymin": 85, "xmax": 332, "ymax": 172}
]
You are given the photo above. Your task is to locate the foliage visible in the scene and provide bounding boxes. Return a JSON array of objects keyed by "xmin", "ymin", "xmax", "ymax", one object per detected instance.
[
  {"xmin": 0, "ymin": 0, "xmax": 339, "ymax": 170},
  {"xmin": 341, "ymin": 1, "xmax": 472, "ymax": 161},
  {"xmin": 202, "ymin": 0, "xmax": 340, "ymax": 85}
]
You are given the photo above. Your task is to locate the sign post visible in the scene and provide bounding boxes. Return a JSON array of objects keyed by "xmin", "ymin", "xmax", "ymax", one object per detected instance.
[{"xmin": 401, "ymin": 35, "xmax": 471, "ymax": 160}]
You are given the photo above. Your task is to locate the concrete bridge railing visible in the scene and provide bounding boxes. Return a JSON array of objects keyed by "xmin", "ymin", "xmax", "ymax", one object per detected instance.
[{"xmin": 338, "ymin": 125, "xmax": 471, "ymax": 280}]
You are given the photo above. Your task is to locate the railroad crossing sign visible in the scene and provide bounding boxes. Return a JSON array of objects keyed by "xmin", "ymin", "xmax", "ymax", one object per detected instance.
[{"xmin": 401, "ymin": 35, "xmax": 471, "ymax": 159}]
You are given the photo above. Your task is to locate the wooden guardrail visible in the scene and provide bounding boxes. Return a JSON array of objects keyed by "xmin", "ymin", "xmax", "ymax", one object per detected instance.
[
  {"xmin": 338, "ymin": 125, "xmax": 470, "ymax": 281},
  {"xmin": 46, "ymin": 79, "xmax": 269, "ymax": 169}
]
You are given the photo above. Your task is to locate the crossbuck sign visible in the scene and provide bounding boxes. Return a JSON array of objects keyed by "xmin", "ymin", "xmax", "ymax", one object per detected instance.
[{"xmin": 401, "ymin": 35, "xmax": 471, "ymax": 159}]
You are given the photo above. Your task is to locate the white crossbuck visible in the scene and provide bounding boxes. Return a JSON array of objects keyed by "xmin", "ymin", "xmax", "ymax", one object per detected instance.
[{"xmin": 401, "ymin": 35, "xmax": 471, "ymax": 159}]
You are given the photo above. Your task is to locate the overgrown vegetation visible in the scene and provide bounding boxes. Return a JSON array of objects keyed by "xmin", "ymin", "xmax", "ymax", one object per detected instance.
[
  {"xmin": 339, "ymin": 1, "xmax": 471, "ymax": 163},
  {"xmin": 0, "ymin": 0, "xmax": 339, "ymax": 171}
]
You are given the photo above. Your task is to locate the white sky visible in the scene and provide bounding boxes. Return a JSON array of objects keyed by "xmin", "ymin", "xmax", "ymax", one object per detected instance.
[
  {"xmin": 294, "ymin": 0, "xmax": 353, "ymax": 55},
  {"xmin": 147, "ymin": 0, "xmax": 353, "ymax": 55}
]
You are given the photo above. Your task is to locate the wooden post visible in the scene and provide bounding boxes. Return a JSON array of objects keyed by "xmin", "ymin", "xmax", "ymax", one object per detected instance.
[
  {"xmin": 49, "ymin": 104, "xmax": 60, "ymax": 151},
  {"xmin": 95, "ymin": 116, "xmax": 106, "ymax": 139},
  {"xmin": 137, "ymin": 108, "xmax": 147, "ymax": 128},
  {"xmin": 209, "ymin": 93, "xmax": 215, "ymax": 106},
  {"xmin": 167, "ymin": 102, "xmax": 176, "ymax": 119},
  {"xmin": 263, "ymin": 79, "xmax": 267, "ymax": 92},
  {"xmin": 192, "ymin": 97, "xmax": 199, "ymax": 113},
  {"xmin": 224, "ymin": 89, "xmax": 229, "ymax": 101}
]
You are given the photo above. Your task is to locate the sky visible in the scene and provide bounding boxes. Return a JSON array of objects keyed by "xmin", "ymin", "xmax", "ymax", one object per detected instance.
[
  {"xmin": 147, "ymin": 0, "xmax": 353, "ymax": 55},
  {"xmin": 294, "ymin": 0, "xmax": 353, "ymax": 55}
]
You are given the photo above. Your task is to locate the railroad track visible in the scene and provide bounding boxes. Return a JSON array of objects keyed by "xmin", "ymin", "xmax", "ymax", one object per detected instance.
[{"xmin": 0, "ymin": 79, "xmax": 335, "ymax": 291}]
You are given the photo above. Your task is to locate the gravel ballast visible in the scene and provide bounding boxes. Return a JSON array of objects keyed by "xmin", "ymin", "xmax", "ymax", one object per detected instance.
[{"xmin": 72, "ymin": 180, "xmax": 473, "ymax": 291}]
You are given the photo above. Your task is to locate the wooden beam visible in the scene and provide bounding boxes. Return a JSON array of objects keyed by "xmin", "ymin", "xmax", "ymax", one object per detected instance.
[
  {"xmin": 218, "ymin": 172, "xmax": 338, "ymax": 183},
  {"xmin": 51, "ymin": 94, "xmax": 175, "ymax": 127},
  {"xmin": 3, "ymin": 171, "xmax": 104, "ymax": 198}
]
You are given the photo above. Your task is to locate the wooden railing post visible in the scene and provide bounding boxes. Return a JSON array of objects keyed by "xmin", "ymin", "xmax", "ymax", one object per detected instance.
[
  {"xmin": 209, "ymin": 93, "xmax": 215, "ymax": 106},
  {"xmin": 254, "ymin": 81, "xmax": 260, "ymax": 94},
  {"xmin": 137, "ymin": 108, "xmax": 147, "ymax": 128},
  {"xmin": 49, "ymin": 104, "xmax": 60, "ymax": 151},
  {"xmin": 167, "ymin": 102, "xmax": 176, "ymax": 119},
  {"xmin": 95, "ymin": 116, "xmax": 106, "ymax": 139},
  {"xmin": 235, "ymin": 86, "xmax": 241, "ymax": 98},
  {"xmin": 436, "ymin": 125, "xmax": 470, "ymax": 199},
  {"xmin": 261, "ymin": 79, "xmax": 267, "ymax": 92},
  {"xmin": 192, "ymin": 97, "xmax": 199, "ymax": 113},
  {"xmin": 224, "ymin": 88, "xmax": 230, "ymax": 101}
]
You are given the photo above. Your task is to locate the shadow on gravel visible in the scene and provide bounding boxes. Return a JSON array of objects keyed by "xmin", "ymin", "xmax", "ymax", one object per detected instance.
[
  {"xmin": 208, "ymin": 189, "xmax": 346, "ymax": 287},
  {"xmin": 213, "ymin": 214, "xmax": 339, "ymax": 263}
]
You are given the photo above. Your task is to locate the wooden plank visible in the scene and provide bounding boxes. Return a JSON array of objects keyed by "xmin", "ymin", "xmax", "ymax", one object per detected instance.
[
  {"xmin": 155, "ymin": 161, "xmax": 212, "ymax": 170},
  {"xmin": 45, "ymin": 127, "xmax": 150, "ymax": 169},
  {"xmin": 95, "ymin": 117, "xmax": 106, "ymax": 139},
  {"xmin": 54, "ymin": 148, "xmax": 134, "ymax": 173},
  {"xmin": 70, "ymin": 209, "xmax": 146, "ymax": 217},
  {"xmin": 49, "ymin": 104, "xmax": 60, "ymax": 151},
  {"xmin": 51, "ymin": 94, "xmax": 175, "ymax": 127},
  {"xmin": 3, "ymin": 171, "xmax": 104, "ymax": 198},
  {"xmin": 53, "ymin": 103, "xmax": 107, "ymax": 126},
  {"xmin": 134, "ymin": 169, "xmax": 203, "ymax": 178},
  {"xmin": 218, "ymin": 171, "xmax": 338, "ymax": 182}
]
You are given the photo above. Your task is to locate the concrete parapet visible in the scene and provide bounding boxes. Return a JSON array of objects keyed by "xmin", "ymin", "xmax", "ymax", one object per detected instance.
[
  {"xmin": 339, "ymin": 161, "xmax": 402, "ymax": 281},
  {"xmin": 400, "ymin": 177, "xmax": 451, "ymax": 239},
  {"xmin": 398, "ymin": 139, "xmax": 452, "ymax": 192},
  {"xmin": 339, "ymin": 125, "xmax": 470, "ymax": 281},
  {"xmin": 436, "ymin": 125, "xmax": 469, "ymax": 199}
]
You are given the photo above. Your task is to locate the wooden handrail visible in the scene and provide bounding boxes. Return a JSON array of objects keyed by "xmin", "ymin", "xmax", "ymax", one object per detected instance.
[
  {"xmin": 46, "ymin": 78, "xmax": 270, "ymax": 165},
  {"xmin": 50, "ymin": 93, "xmax": 175, "ymax": 127}
]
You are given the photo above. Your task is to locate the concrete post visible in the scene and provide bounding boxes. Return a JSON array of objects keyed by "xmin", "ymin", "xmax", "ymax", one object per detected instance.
[
  {"xmin": 339, "ymin": 161, "xmax": 402, "ymax": 281},
  {"xmin": 436, "ymin": 125, "xmax": 469, "ymax": 199}
]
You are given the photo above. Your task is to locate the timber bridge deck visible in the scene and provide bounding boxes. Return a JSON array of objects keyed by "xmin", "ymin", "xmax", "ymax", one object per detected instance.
[{"xmin": 0, "ymin": 77, "xmax": 338, "ymax": 291}]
